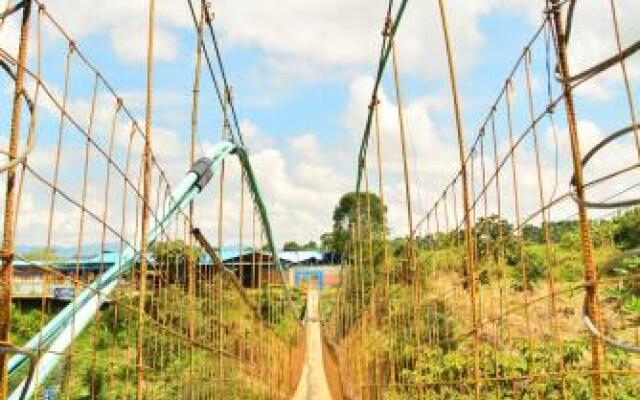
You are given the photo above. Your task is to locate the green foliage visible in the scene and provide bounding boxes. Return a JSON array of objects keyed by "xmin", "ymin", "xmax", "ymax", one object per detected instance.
[
  {"xmin": 590, "ymin": 219, "xmax": 616, "ymax": 248},
  {"xmin": 546, "ymin": 220, "xmax": 579, "ymax": 242},
  {"xmin": 511, "ymin": 248, "xmax": 547, "ymax": 291},
  {"xmin": 423, "ymin": 300, "xmax": 457, "ymax": 351},
  {"xmin": 613, "ymin": 207, "xmax": 640, "ymax": 249},
  {"xmin": 83, "ymin": 363, "xmax": 107, "ymax": 400},
  {"xmin": 9, "ymin": 283, "xmax": 302, "ymax": 399},
  {"xmin": 609, "ymin": 255, "xmax": 640, "ymax": 277},
  {"xmin": 283, "ymin": 241, "xmax": 301, "ymax": 251},
  {"xmin": 151, "ymin": 240, "xmax": 202, "ymax": 266},
  {"xmin": 384, "ymin": 339, "xmax": 639, "ymax": 400},
  {"xmin": 559, "ymin": 230, "xmax": 581, "ymax": 249},
  {"xmin": 334, "ymin": 209, "xmax": 640, "ymax": 400},
  {"xmin": 151, "ymin": 240, "xmax": 202, "ymax": 283},
  {"xmin": 21, "ymin": 247, "xmax": 62, "ymax": 261},
  {"xmin": 283, "ymin": 240, "xmax": 319, "ymax": 251},
  {"xmin": 522, "ymin": 224, "xmax": 543, "ymax": 243},
  {"xmin": 301, "ymin": 240, "xmax": 319, "ymax": 250},
  {"xmin": 475, "ymin": 215, "xmax": 518, "ymax": 264},
  {"xmin": 258, "ymin": 286, "xmax": 288, "ymax": 324},
  {"xmin": 329, "ymin": 191, "xmax": 386, "ymax": 257},
  {"xmin": 10, "ymin": 304, "xmax": 48, "ymax": 342}
]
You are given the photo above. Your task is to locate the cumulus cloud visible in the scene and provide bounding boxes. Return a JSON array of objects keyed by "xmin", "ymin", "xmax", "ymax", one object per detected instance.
[
  {"xmin": 562, "ymin": 0, "xmax": 640, "ymax": 101},
  {"xmin": 28, "ymin": 0, "xmax": 541, "ymax": 79},
  {"xmin": 2, "ymin": 69, "xmax": 465, "ymax": 247},
  {"xmin": 0, "ymin": 0, "xmax": 20, "ymax": 57},
  {"xmin": 214, "ymin": 0, "xmax": 497, "ymax": 82},
  {"xmin": 2, "ymin": 0, "xmax": 639, "ymax": 252},
  {"xmin": 35, "ymin": 0, "xmax": 192, "ymax": 64}
]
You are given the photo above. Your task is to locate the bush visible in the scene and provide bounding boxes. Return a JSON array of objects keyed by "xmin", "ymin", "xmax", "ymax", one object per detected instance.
[
  {"xmin": 10, "ymin": 304, "xmax": 48, "ymax": 342},
  {"xmin": 613, "ymin": 207, "xmax": 640, "ymax": 250},
  {"xmin": 511, "ymin": 249, "xmax": 547, "ymax": 291}
]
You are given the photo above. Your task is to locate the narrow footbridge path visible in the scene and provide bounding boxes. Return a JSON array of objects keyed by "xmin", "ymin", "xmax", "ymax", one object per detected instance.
[{"xmin": 293, "ymin": 287, "xmax": 333, "ymax": 400}]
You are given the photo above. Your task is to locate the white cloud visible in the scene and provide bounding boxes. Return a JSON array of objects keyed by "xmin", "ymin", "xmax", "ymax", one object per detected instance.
[
  {"xmin": 37, "ymin": 0, "xmax": 193, "ymax": 64},
  {"xmin": 206, "ymin": 0, "xmax": 547, "ymax": 85},
  {"xmin": 4, "ymin": 0, "xmax": 639, "ymax": 253},
  {"xmin": 0, "ymin": 0, "xmax": 20, "ymax": 57},
  {"xmin": 563, "ymin": 0, "xmax": 640, "ymax": 101},
  {"xmin": 343, "ymin": 75, "xmax": 461, "ymax": 236},
  {"xmin": 3, "ymin": 72, "xmax": 457, "ymax": 248}
]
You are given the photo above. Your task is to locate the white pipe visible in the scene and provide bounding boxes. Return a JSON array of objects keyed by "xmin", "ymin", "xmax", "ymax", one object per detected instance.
[{"xmin": 9, "ymin": 141, "xmax": 234, "ymax": 400}]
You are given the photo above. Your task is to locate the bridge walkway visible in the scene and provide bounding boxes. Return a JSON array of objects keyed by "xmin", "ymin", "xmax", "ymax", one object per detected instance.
[{"xmin": 292, "ymin": 286, "xmax": 333, "ymax": 400}]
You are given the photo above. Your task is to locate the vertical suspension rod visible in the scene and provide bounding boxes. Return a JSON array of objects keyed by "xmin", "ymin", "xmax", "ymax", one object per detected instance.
[{"xmin": 436, "ymin": 1, "xmax": 481, "ymax": 399}]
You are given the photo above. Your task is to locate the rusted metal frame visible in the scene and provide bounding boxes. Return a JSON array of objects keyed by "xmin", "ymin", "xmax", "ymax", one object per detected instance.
[
  {"xmin": 0, "ymin": 51, "xmax": 169, "ymax": 229},
  {"xmin": 191, "ymin": 227, "xmax": 274, "ymax": 328},
  {"xmin": 137, "ymin": 0, "xmax": 155, "ymax": 397},
  {"xmin": 412, "ymin": 21, "xmax": 549, "ymax": 236},
  {"xmin": 436, "ymin": 1, "xmax": 481, "ymax": 398},
  {"xmin": 33, "ymin": 0, "xmax": 172, "ymax": 186},
  {"xmin": 186, "ymin": 5, "xmax": 204, "ymax": 396},
  {"xmin": 550, "ymin": 1, "xmax": 603, "ymax": 398},
  {"xmin": 524, "ymin": 47, "xmax": 568, "ymax": 398},
  {"xmin": 1, "ymin": 3, "xmax": 32, "ymax": 394}
]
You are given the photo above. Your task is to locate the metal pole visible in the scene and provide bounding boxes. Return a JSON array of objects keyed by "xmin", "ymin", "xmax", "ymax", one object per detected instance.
[
  {"xmin": 1, "ymin": 1, "xmax": 31, "ymax": 398},
  {"xmin": 550, "ymin": 1, "xmax": 603, "ymax": 398},
  {"xmin": 437, "ymin": 1, "xmax": 480, "ymax": 398},
  {"xmin": 138, "ymin": 0, "xmax": 155, "ymax": 397}
]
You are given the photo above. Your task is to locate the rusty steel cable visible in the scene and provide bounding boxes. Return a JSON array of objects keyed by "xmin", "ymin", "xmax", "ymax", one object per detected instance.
[
  {"xmin": 1, "ymin": 1, "xmax": 304, "ymax": 399},
  {"xmin": 0, "ymin": 1, "xmax": 31, "ymax": 397},
  {"xmin": 330, "ymin": 0, "xmax": 640, "ymax": 399}
]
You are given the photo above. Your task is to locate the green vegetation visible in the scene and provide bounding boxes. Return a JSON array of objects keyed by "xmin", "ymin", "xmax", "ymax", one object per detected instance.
[
  {"xmin": 323, "ymin": 191, "xmax": 386, "ymax": 258},
  {"xmin": 283, "ymin": 240, "xmax": 320, "ymax": 251},
  {"xmin": 9, "ymin": 275, "xmax": 303, "ymax": 399},
  {"xmin": 21, "ymin": 247, "xmax": 62, "ymax": 262},
  {"xmin": 328, "ymin": 202, "xmax": 640, "ymax": 399}
]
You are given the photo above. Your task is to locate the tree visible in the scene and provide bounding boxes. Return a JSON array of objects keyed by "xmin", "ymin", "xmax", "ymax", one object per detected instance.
[
  {"xmin": 613, "ymin": 207, "xmax": 640, "ymax": 250},
  {"xmin": 22, "ymin": 247, "xmax": 62, "ymax": 262},
  {"xmin": 522, "ymin": 224, "xmax": 543, "ymax": 243},
  {"xmin": 330, "ymin": 191, "xmax": 386, "ymax": 257},
  {"xmin": 511, "ymin": 248, "xmax": 547, "ymax": 291},
  {"xmin": 320, "ymin": 233, "xmax": 334, "ymax": 249},
  {"xmin": 546, "ymin": 220, "xmax": 579, "ymax": 242},
  {"xmin": 151, "ymin": 240, "xmax": 202, "ymax": 283},
  {"xmin": 301, "ymin": 241, "xmax": 318, "ymax": 250},
  {"xmin": 474, "ymin": 215, "xmax": 515, "ymax": 260},
  {"xmin": 283, "ymin": 241, "xmax": 300, "ymax": 251}
]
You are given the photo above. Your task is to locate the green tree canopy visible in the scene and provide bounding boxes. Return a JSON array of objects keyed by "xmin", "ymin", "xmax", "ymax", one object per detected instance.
[
  {"xmin": 283, "ymin": 241, "xmax": 300, "ymax": 251},
  {"xmin": 151, "ymin": 240, "xmax": 201, "ymax": 267},
  {"xmin": 22, "ymin": 247, "xmax": 62, "ymax": 262},
  {"xmin": 329, "ymin": 191, "xmax": 386, "ymax": 257},
  {"xmin": 301, "ymin": 241, "xmax": 318, "ymax": 250},
  {"xmin": 613, "ymin": 207, "xmax": 640, "ymax": 250},
  {"xmin": 151, "ymin": 240, "xmax": 203, "ymax": 284}
]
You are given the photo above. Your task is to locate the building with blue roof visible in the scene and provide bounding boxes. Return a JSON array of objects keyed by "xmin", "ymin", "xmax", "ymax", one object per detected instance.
[
  {"xmin": 12, "ymin": 250, "xmax": 122, "ymax": 300},
  {"xmin": 11, "ymin": 245, "xmax": 339, "ymax": 299}
]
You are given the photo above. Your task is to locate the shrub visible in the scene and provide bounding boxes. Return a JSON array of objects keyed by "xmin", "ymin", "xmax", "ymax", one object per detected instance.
[
  {"xmin": 613, "ymin": 207, "xmax": 640, "ymax": 250},
  {"xmin": 511, "ymin": 249, "xmax": 547, "ymax": 291}
]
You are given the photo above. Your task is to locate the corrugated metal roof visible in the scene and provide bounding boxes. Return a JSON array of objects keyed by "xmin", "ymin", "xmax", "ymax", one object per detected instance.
[
  {"xmin": 14, "ymin": 247, "xmax": 331, "ymax": 270},
  {"xmin": 14, "ymin": 250, "xmax": 124, "ymax": 270},
  {"xmin": 199, "ymin": 245, "xmax": 262, "ymax": 265},
  {"xmin": 278, "ymin": 251, "xmax": 325, "ymax": 264}
]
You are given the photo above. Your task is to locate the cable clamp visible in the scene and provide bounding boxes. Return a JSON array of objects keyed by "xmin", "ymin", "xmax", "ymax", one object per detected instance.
[
  {"xmin": 189, "ymin": 157, "xmax": 213, "ymax": 191},
  {"xmin": 382, "ymin": 16, "xmax": 392, "ymax": 37}
]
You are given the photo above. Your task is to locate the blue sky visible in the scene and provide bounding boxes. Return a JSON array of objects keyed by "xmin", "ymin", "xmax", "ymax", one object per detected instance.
[{"xmin": 1, "ymin": 0, "xmax": 639, "ymax": 248}]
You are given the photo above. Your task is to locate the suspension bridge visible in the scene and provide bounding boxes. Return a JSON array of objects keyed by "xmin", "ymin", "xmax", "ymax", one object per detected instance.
[{"xmin": 1, "ymin": 0, "xmax": 639, "ymax": 399}]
